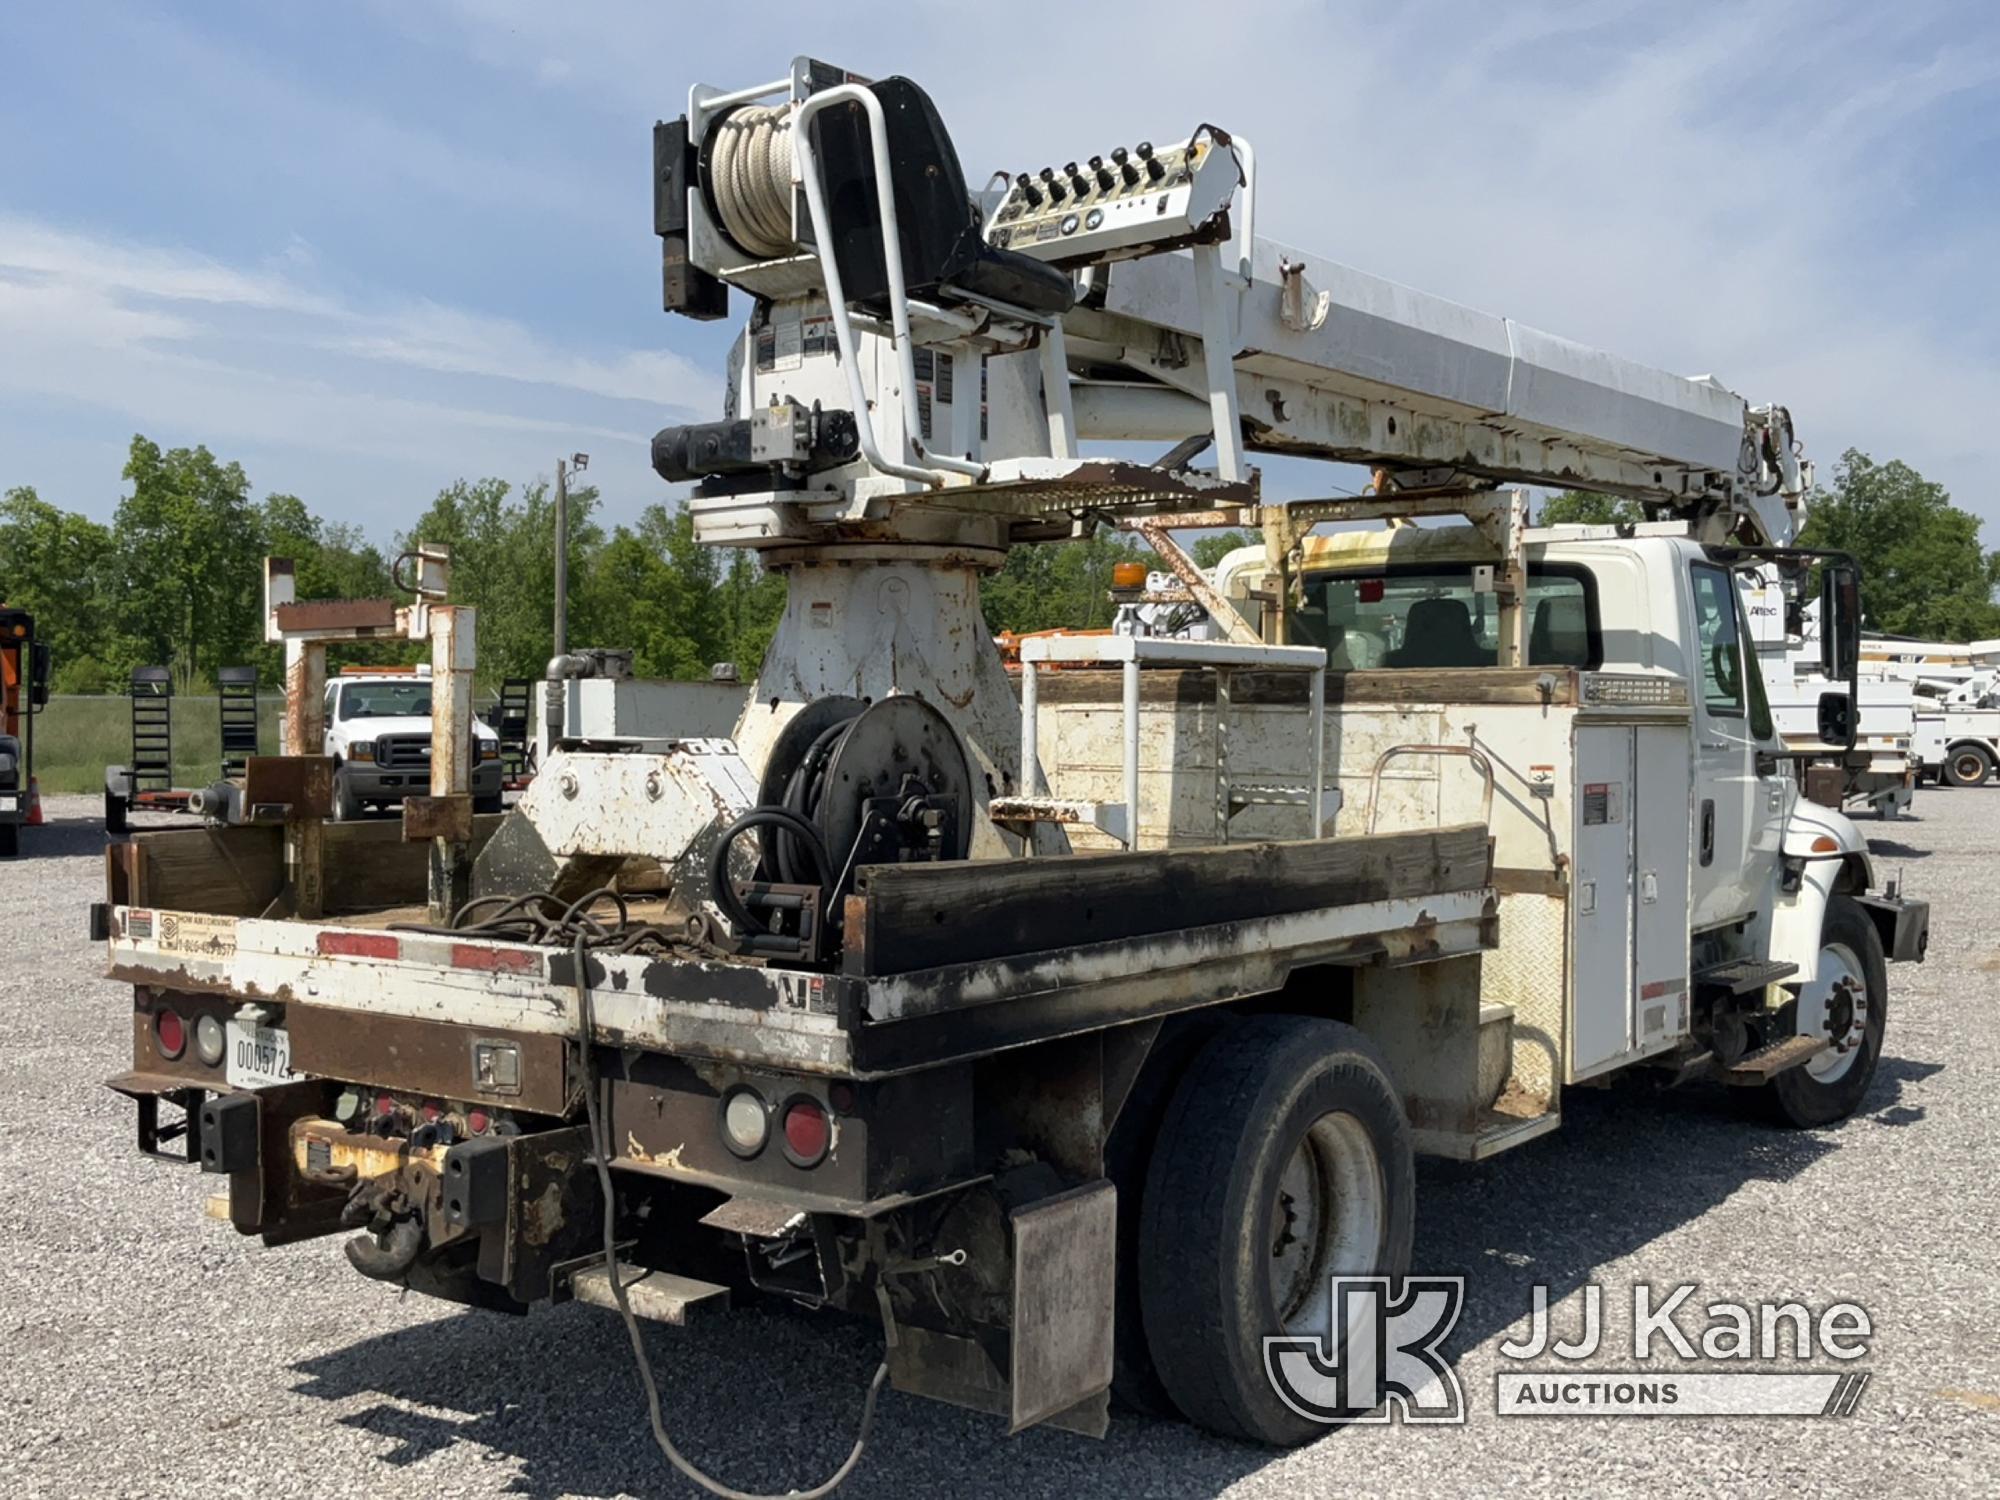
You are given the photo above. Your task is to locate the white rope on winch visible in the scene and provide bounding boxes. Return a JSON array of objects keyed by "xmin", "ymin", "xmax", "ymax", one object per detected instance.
[{"xmin": 708, "ymin": 103, "xmax": 797, "ymax": 260}]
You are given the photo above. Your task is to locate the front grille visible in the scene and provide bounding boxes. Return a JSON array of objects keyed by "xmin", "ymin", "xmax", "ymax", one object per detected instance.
[{"xmin": 375, "ymin": 735, "xmax": 431, "ymax": 770}]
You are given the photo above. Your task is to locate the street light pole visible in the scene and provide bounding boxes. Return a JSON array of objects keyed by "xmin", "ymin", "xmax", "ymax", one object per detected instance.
[{"xmin": 554, "ymin": 452, "xmax": 589, "ymax": 659}]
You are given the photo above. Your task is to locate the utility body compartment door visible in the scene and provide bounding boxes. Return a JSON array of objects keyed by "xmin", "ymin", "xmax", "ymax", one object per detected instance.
[{"xmin": 1569, "ymin": 721, "xmax": 1693, "ymax": 1079}]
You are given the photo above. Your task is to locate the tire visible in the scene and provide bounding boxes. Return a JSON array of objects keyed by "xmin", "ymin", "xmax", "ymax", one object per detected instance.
[
  {"xmin": 1762, "ymin": 895, "xmax": 1887, "ymax": 1127},
  {"xmin": 474, "ymin": 791, "xmax": 503, "ymax": 815},
  {"xmin": 331, "ymin": 767, "xmax": 363, "ymax": 822},
  {"xmin": 1137, "ymin": 1015, "xmax": 1414, "ymax": 1445},
  {"xmin": 1943, "ymin": 744, "xmax": 1993, "ymax": 788}
]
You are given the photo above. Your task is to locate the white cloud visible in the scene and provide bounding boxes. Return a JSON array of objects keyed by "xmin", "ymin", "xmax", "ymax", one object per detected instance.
[{"xmin": 0, "ymin": 214, "xmax": 713, "ymax": 526}]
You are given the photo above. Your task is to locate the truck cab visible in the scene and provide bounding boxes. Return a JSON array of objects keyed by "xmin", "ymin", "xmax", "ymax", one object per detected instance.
[
  {"xmin": 321, "ymin": 668, "xmax": 502, "ymax": 819},
  {"xmin": 1195, "ymin": 519, "xmax": 1923, "ymax": 1124}
]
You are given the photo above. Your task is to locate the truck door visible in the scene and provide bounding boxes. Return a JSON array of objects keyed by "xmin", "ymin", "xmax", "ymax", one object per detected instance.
[{"xmin": 1687, "ymin": 561, "xmax": 1777, "ymax": 929}]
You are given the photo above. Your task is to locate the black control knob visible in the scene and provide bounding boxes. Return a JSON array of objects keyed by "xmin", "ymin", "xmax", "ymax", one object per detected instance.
[
  {"xmin": 1110, "ymin": 146, "xmax": 1129, "ymax": 164},
  {"xmin": 1096, "ymin": 164, "xmax": 1116, "ymax": 191},
  {"xmin": 1068, "ymin": 168, "xmax": 1090, "ymax": 197},
  {"xmin": 1047, "ymin": 176, "xmax": 1067, "ymax": 203},
  {"xmin": 1019, "ymin": 174, "xmax": 1043, "ymax": 207},
  {"xmin": 1144, "ymin": 154, "xmax": 1166, "ymax": 183},
  {"xmin": 1134, "ymin": 141, "xmax": 1153, "ymax": 159}
]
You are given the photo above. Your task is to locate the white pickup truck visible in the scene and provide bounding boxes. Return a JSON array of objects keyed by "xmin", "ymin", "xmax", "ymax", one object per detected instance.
[{"xmin": 320, "ymin": 669, "xmax": 503, "ymax": 819}]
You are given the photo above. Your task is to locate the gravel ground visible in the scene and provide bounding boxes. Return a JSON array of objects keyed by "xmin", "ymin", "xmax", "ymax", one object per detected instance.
[{"xmin": 2, "ymin": 792, "xmax": 1996, "ymax": 1498}]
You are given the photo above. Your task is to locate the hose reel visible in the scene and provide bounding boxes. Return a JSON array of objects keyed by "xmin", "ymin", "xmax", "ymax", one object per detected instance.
[{"xmin": 707, "ymin": 695, "xmax": 974, "ymax": 961}]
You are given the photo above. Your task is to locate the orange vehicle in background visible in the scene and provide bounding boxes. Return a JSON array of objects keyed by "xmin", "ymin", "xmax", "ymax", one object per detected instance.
[{"xmin": 0, "ymin": 605, "xmax": 50, "ymax": 857}]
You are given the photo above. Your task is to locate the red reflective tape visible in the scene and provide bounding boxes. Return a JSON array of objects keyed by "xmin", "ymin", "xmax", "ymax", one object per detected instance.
[
  {"xmin": 318, "ymin": 931, "xmax": 401, "ymax": 960},
  {"xmin": 1640, "ymin": 978, "xmax": 1685, "ymax": 1000},
  {"xmin": 452, "ymin": 944, "xmax": 538, "ymax": 974}
]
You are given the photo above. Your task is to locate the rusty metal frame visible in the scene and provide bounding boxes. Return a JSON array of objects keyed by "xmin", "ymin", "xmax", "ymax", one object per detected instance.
[{"xmin": 261, "ymin": 546, "xmax": 473, "ymax": 921}]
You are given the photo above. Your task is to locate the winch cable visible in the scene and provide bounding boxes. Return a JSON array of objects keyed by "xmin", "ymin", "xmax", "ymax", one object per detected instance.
[
  {"xmin": 407, "ymin": 887, "xmax": 891, "ymax": 1497},
  {"xmin": 567, "ymin": 916, "xmax": 891, "ymax": 1500},
  {"xmin": 708, "ymin": 103, "xmax": 798, "ymax": 260}
]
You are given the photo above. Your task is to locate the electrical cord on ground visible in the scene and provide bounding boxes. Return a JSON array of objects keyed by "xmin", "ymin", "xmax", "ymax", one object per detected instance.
[
  {"xmin": 403, "ymin": 886, "xmax": 890, "ymax": 1496},
  {"xmin": 569, "ymin": 922, "xmax": 891, "ymax": 1500}
]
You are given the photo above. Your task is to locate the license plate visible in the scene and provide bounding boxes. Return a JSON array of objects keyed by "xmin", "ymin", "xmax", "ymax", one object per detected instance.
[{"xmin": 226, "ymin": 1019, "xmax": 298, "ymax": 1089}]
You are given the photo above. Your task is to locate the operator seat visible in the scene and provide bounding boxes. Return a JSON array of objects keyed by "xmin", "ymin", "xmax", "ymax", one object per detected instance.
[
  {"xmin": 807, "ymin": 78, "xmax": 1077, "ymax": 320},
  {"xmin": 1529, "ymin": 594, "xmax": 1591, "ymax": 666},
  {"xmin": 1388, "ymin": 597, "xmax": 1487, "ymax": 668}
]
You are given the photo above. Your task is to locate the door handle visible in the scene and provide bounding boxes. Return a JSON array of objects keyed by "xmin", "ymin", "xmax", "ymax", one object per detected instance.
[
  {"xmin": 1699, "ymin": 739, "xmax": 1729, "ymax": 752},
  {"xmin": 1699, "ymin": 799, "xmax": 1716, "ymax": 866}
]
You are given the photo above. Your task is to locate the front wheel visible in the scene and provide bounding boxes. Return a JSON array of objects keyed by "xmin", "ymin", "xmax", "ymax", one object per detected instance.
[
  {"xmin": 1943, "ymin": 744, "xmax": 1993, "ymax": 788},
  {"xmin": 1136, "ymin": 1015, "xmax": 1414, "ymax": 1445},
  {"xmin": 1763, "ymin": 895, "xmax": 1887, "ymax": 1127},
  {"xmin": 331, "ymin": 768, "xmax": 363, "ymax": 822}
]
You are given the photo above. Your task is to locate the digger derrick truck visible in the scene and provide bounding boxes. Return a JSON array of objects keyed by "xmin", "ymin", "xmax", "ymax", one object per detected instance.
[{"xmin": 99, "ymin": 59, "xmax": 1928, "ymax": 1470}]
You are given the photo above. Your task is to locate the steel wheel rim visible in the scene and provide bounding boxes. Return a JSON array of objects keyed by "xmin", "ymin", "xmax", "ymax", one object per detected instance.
[
  {"xmin": 1955, "ymin": 751, "xmax": 1985, "ymax": 783},
  {"xmin": 1268, "ymin": 1110, "xmax": 1385, "ymax": 1334},
  {"xmin": 1801, "ymin": 940, "xmax": 1867, "ymax": 1083}
]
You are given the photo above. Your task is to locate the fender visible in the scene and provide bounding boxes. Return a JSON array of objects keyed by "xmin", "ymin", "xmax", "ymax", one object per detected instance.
[{"xmin": 1767, "ymin": 799, "xmax": 1873, "ymax": 981}]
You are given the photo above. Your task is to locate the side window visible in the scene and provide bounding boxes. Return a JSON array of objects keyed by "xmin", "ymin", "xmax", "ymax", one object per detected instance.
[{"xmin": 1689, "ymin": 564, "xmax": 1744, "ymax": 717}]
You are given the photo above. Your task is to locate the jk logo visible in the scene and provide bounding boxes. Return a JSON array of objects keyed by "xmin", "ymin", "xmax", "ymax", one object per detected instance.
[{"xmin": 1263, "ymin": 1276, "xmax": 1467, "ymax": 1424}]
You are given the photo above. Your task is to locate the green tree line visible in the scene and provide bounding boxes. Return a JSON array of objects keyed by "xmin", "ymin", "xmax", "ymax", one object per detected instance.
[
  {"xmin": 2, "ymin": 434, "xmax": 1235, "ymax": 694},
  {"xmin": 1535, "ymin": 448, "xmax": 2000, "ymax": 639}
]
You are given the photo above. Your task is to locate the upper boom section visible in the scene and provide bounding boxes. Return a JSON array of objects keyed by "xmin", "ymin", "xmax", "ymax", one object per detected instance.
[{"xmin": 653, "ymin": 59, "xmax": 1808, "ymax": 552}]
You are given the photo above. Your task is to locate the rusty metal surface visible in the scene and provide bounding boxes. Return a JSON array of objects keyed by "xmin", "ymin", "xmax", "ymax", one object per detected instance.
[
  {"xmin": 271, "ymin": 598, "xmax": 398, "ymax": 632},
  {"xmin": 402, "ymin": 794, "xmax": 473, "ymax": 844},
  {"xmin": 287, "ymin": 1003, "xmax": 574, "ymax": 1116},
  {"xmin": 242, "ymin": 755, "xmax": 335, "ymax": 820}
]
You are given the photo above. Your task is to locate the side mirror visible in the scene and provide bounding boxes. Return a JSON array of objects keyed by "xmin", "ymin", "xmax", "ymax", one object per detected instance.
[
  {"xmin": 1816, "ymin": 689, "xmax": 1856, "ymax": 751},
  {"xmin": 1818, "ymin": 563, "xmax": 1861, "ymax": 681},
  {"xmin": 27, "ymin": 642, "xmax": 51, "ymax": 708}
]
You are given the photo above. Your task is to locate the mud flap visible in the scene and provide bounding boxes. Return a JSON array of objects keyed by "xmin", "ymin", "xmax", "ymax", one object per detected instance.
[{"xmin": 884, "ymin": 1180, "xmax": 1117, "ymax": 1437}]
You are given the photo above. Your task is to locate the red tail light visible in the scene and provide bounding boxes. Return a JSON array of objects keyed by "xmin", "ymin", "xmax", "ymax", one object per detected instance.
[
  {"xmin": 153, "ymin": 1007, "xmax": 186, "ymax": 1060},
  {"xmin": 781, "ymin": 1097, "xmax": 831, "ymax": 1167}
]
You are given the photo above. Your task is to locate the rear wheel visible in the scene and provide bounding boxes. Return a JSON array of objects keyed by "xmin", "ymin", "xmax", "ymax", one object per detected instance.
[
  {"xmin": 1943, "ymin": 744, "xmax": 1993, "ymax": 787},
  {"xmin": 1136, "ymin": 1015, "xmax": 1413, "ymax": 1445},
  {"xmin": 1763, "ymin": 895, "xmax": 1886, "ymax": 1127}
]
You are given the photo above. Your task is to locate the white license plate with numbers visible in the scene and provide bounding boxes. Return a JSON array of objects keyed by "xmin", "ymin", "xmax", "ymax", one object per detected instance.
[{"xmin": 226, "ymin": 1019, "xmax": 297, "ymax": 1089}]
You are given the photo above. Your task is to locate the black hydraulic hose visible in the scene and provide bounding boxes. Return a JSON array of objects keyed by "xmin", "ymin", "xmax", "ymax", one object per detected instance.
[{"xmin": 709, "ymin": 806, "xmax": 836, "ymax": 940}]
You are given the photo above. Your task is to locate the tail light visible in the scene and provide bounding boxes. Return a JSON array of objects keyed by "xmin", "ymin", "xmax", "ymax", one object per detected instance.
[
  {"xmin": 193, "ymin": 1013, "xmax": 226, "ymax": 1066},
  {"xmin": 720, "ymin": 1087, "xmax": 769, "ymax": 1158},
  {"xmin": 781, "ymin": 1096, "xmax": 831, "ymax": 1167},
  {"xmin": 153, "ymin": 1007, "xmax": 186, "ymax": 1060}
]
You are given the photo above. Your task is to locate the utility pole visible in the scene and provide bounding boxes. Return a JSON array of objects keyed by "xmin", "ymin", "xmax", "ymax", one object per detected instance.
[{"xmin": 554, "ymin": 452, "xmax": 588, "ymax": 658}]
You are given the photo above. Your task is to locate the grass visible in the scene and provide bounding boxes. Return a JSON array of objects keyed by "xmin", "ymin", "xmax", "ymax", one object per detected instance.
[{"xmin": 29, "ymin": 694, "xmax": 286, "ymax": 795}]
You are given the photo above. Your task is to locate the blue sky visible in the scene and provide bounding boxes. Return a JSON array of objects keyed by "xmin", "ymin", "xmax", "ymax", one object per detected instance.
[{"xmin": 3, "ymin": 1, "xmax": 1996, "ymax": 539}]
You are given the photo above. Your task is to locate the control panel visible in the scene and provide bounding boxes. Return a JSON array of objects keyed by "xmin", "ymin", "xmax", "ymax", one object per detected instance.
[{"xmin": 984, "ymin": 134, "xmax": 1239, "ymax": 268}]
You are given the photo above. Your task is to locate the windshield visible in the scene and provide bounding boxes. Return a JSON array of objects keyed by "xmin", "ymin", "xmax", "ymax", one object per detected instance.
[{"xmin": 338, "ymin": 681, "xmax": 432, "ymax": 720}]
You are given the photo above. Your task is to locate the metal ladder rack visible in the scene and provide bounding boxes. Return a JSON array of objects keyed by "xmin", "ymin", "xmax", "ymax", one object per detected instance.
[
  {"xmin": 128, "ymin": 667, "xmax": 174, "ymax": 794},
  {"xmin": 216, "ymin": 666, "xmax": 260, "ymax": 779},
  {"xmin": 992, "ymin": 633, "xmax": 1335, "ymax": 850}
]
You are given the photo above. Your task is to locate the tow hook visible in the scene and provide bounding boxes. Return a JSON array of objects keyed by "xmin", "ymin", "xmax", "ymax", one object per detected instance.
[{"xmin": 341, "ymin": 1189, "xmax": 424, "ymax": 1281}]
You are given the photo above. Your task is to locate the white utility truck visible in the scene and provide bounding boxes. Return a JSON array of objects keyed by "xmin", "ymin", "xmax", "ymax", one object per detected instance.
[
  {"xmin": 320, "ymin": 666, "xmax": 504, "ymax": 819},
  {"xmin": 1855, "ymin": 637, "xmax": 2000, "ymax": 786},
  {"xmin": 99, "ymin": 60, "xmax": 1927, "ymax": 1485}
]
